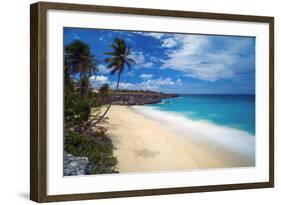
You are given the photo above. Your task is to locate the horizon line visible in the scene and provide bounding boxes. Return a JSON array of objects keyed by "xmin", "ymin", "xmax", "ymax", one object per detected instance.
[{"xmin": 170, "ymin": 93, "xmax": 255, "ymax": 95}]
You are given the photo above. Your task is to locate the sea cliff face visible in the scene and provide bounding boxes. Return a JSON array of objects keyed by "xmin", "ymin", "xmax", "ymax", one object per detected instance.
[{"xmin": 106, "ymin": 92, "xmax": 178, "ymax": 105}]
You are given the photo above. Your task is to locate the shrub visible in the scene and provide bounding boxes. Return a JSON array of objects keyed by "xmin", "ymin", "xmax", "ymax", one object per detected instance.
[
  {"xmin": 65, "ymin": 132, "xmax": 118, "ymax": 174},
  {"xmin": 64, "ymin": 86, "xmax": 98, "ymax": 128}
]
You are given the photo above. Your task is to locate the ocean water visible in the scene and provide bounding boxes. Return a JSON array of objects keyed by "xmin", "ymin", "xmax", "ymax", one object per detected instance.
[
  {"xmin": 132, "ymin": 94, "xmax": 255, "ymax": 160},
  {"xmin": 147, "ymin": 94, "xmax": 255, "ymax": 135}
]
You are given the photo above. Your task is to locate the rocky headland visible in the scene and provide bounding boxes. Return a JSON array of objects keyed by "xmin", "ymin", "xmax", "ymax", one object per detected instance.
[{"xmin": 105, "ymin": 91, "xmax": 179, "ymax": 105}]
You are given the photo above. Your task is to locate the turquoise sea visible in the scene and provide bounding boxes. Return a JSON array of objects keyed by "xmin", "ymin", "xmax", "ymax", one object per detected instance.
[
  {"xmin": 133, "ymin": 95, "xmax": 255, "ymax": 159},
  {"xmin": 147, "ymin": 94, "xmax": 255, "ymax": 135}
]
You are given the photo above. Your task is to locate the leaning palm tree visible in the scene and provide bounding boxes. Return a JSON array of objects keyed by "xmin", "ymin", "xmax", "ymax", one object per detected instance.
[
  {"xmin": 65, "ymin": 40, "xmax": 97, "ymax": 97},
  {"xmin": 86, "ymin": 38, "xmax": 135, "ymax": 129},
  {"xmin": 105, "ymin": 38, "xmax": 136, "ymax": 89}
]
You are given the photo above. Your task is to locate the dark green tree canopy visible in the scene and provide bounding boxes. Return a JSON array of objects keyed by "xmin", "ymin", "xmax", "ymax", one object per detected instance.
[
  {"xmin": 105, "ymin": 38, "xmax": 136, "ymax": 76},
  {"xmin": 64, "ymin": 40, "xmax": 98, "ymax": 96}
]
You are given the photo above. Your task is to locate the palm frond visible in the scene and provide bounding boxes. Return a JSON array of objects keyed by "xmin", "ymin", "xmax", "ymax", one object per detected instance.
[
  {"xmin": 107, "ymin": 62, "xmax": 117, "ymax": 69},
  {"xmin": 125, "ymin": 61, "xmax": 131, "ymax": 71},
  {"xmin": 127, "ymin": 58, "xmax": 136, "ymax": 65},
  {"xmin": 105, "ymin": 38, "xmax": 136, "ymax": 77},
  {"xmin": 104, "ymin": 52, "xmax": 116, "ymax": 56},
  {"xmin": 110, "ymin": 68, "xmax": 118, "ymax": 75}
]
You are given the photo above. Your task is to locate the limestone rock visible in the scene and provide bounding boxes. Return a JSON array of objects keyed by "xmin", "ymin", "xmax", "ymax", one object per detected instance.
[{"xmin": 64, "ymin": 152, "xmax": 92, "ymax": 176}]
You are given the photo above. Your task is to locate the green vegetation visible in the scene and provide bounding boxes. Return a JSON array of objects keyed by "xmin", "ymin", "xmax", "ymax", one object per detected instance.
[
  {"xmin": 65, "ymin": 40, "xmax": 97, "ymax": 97},
  {"xmin": 63, "ymin": 37, "xmax": 137, "ymax": 175},
  {"xmin": 65, "ymin": 132, "xmax": 118, "ymax": 174},
  {"xmin": 97, "ymin": 83, "xmax": 111, "ymax": 105},
  {"xmin": 64, "ymin": 38, "xmax": 133, "ymax": 174},
  {"xmin": 64, "ymin": 81, "xmax": 117, "ymax": 174},
  {"xmin": 64, "ymin": 87, "xmax": 94, "ymax": 128}
]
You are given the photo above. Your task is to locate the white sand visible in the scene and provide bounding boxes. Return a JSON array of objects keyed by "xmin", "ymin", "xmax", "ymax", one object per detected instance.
[{"xmin": 102, "ymin": 105, "xmax": 254, "ymax": 173}]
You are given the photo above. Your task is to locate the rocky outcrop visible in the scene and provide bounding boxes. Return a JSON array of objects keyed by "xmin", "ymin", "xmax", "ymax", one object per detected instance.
[
  {"xmin": 106, "ymin": 92, "xmax": 178, "ymax": 105},
  {"xmin": 64, "ymin": 152, "xmax": 92, "ymax": 176}
]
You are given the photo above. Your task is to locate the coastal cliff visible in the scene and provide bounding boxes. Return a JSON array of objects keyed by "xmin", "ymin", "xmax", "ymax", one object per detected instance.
[{"xmin": 105, "ymin": 92, "xmax": 179, "ymax": 105}]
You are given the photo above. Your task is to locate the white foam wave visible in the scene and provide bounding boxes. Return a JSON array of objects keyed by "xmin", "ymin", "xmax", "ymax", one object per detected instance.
[{"xmin": 132, "ymin": 106, "xmax": 255, "ymax": 161}]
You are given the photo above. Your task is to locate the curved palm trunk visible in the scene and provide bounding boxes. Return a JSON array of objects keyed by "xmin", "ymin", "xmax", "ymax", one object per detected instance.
[
  {"xmin": 82, "ymin": 73, "xmax": 121, "ymax": 134},
  {"xmin": 79, "ymin": 69, "xmax": 85, "ymax": 97},
  {"xmin": 80, "ymin": 77, "xmax": 83, "ymax": 97}
]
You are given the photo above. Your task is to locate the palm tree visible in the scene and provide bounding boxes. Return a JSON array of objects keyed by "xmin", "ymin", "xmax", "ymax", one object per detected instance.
[
  {"xmin": 65, "ymin": 40, "xmax": 97, "ymax": 97},
  {"xmin": 105, "ymin": 38, "xmax": 136, "ymax": 89},
  {"xmin": 86, "ymin": 38, "xmax": 135, "ymax": 129}
]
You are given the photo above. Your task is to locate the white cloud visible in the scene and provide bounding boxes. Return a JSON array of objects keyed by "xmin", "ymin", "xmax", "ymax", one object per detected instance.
[
  {"xmin": 126, "ymin": 71, "xmax": 135, "ymax": 77},
  {"xmin": 94, "ymin": 75, "xmax": 108, "ymax": 83},
  {"xmin": 129, "ymin": 51, "xmax": 145, "ymax": 65},
  {"xmin": 162, "ymin": 38, "xmax": 178, "ymax": 48},
  {"xmin": 176, "ymin": 79, "xmax": 182, "ymax": 84},
  {"xmin": 138, "ymin": 77, "xmax": 182, "ymax": 91},
  {"xmin": 140, "ymin": 73, "xmax": 153, "ymax": 79},
  {"xmin": 97, "ymin": 64, "xmax": 110, "ymax": 74},
  {"xmin": 109, "ymin": 77, "xmax": 182, "ymax": 92},
  {"xmin": 89, "ymin": 75, "xmax": 109, "ymax": 88},
  {"xmin": 142, "ymin": 62, "xmax": 153, "ymax": 68},
  {"xmin": 150, "ymin": 56, "xmax": 158, "ymax": 62},
  {"xmin": 133, "ymin": 32, "xmax": 164, "ymax": 39},
  {"xmin": 73, "ymin": 34, "xmax": 81, "ymax": 40},
  {"xmin": 129, "ymin": 51, "xmax": 153, "ymax": 68},
  {"xmin": 161, "ymin": 34, "xmax": 254, "ymax": 82},
  {"xmin": 133, "ymin": 32, "xmax": 181, "ymax": 49},
  {"xmin": 111, "ymin": 82, "xmax": 135, "ymax": 90},
  {"xmin": 145, "ymin": 77, "xmax": 182, "ymax": 86},
  {"xmin": 133, "ymin": 32, "xmax": 178, "ymax": 48}
]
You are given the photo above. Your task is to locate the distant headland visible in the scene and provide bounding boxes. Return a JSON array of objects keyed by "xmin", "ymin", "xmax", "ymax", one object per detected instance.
[{"xmin": 102, "ymin": 90, "xmax": 179, "ymax": 105}]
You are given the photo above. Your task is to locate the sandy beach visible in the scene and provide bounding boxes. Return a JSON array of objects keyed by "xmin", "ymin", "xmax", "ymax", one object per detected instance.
[{"xmin": 102, "ymin": 105, "xmax": 254, "ymax": 173}]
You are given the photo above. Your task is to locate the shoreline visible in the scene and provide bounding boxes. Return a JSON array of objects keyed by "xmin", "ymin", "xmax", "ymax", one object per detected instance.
[{"xmin": 102, "ymin": 105, "xmax": 255, "ymax": 173}]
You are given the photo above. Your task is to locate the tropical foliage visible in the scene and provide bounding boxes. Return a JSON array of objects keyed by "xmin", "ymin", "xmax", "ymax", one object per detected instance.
[
  {"xmin": 64, "ymin": 37, "xmax": 136, "ymax": 175},
  {"xmin": 65, "ymin": 40, "xmax": 97, "ymax": 97},
  {"xmin": 65, "ymin": 132, "xmax": 118, "ymax": 174},
  {"xmin": 90, "ymin": 38, "xmax": 136, "ymax": 126},
  {"xmin": 98, "ymin": 83, "xmax": 111, "ymax": 105}
]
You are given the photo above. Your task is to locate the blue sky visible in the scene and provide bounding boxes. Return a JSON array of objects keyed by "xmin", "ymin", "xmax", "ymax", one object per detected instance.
[{"xmin": 64, "ymin": 27, "xmax": 255, "ymax": 94}]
